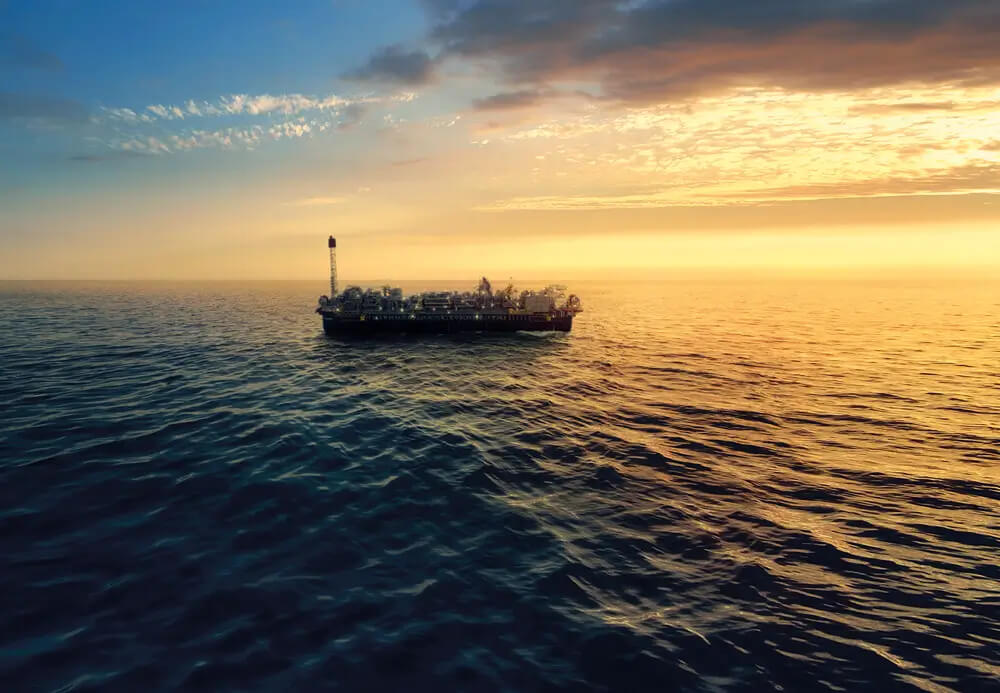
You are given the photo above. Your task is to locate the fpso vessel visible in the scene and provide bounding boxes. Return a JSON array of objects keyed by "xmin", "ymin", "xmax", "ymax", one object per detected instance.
[{"xmin": 316, "ymin": 236, "xmax": 582, "ymax": 335}]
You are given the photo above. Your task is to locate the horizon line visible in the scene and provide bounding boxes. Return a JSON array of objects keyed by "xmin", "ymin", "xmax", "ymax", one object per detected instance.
[{"xmin": 2, "ymin": 274, "xmax": 998, "ymax": 283}]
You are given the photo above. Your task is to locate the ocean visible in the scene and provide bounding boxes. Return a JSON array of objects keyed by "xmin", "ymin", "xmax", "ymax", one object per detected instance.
[{"xmin": 1, "ymin": 279, "xmax": 998, "ymax": 692}]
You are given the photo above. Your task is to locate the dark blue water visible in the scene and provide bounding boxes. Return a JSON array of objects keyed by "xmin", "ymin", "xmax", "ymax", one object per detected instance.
[{"xmin": 2, "ymin": 280, "xmax": 998, "ymax": 692}]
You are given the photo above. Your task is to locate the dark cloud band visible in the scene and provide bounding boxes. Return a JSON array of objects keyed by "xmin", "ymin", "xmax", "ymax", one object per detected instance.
[
  {"xmin": 342, "ymin": 44, "xmax": 436, "ymax": 85},
  {"xmin": 371, "ymin": 0, "xmax": 1000, "ymax": 104},
  {"xmin": 0, "ymin": 92, "xmax": 88, "ymax": 123}
]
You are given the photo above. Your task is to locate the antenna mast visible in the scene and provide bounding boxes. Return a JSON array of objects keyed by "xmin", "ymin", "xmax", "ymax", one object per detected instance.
[{"xmin": 328, "ymin": 236, "xmax": 337, "ymax": 296}]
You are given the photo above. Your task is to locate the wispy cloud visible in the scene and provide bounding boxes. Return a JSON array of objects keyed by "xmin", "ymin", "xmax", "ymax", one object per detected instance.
[
  {"xmin": 102, "ymin": 116, "xmax": 336, "ymax": 155},
  {"xmin": 97, "ymin": 107, "xmax": 154, "ymax": 124},
  {"xmin": 68, "ymin": 150, "xmax": 152, "ymax": 163},
  {"xmin": 475, "ymin": 84, "xmax": 1000, "ymax": 209},
  {"xmin": 116, "ymin": 136, "xmax": 172, "ymax": 155},
  {"xmin": 168, "ymin": 126, "xmax": 264, "ymax": 151},
  {"xmin": 86, "ymin": 89, "xmax": 419, "ymax": 157},
  {"xmin": 146, "ymin": 104, "xmax": 185, "ymax": 119},
  {"xmin": 0, "ymin": 92, "xmax": 88, "ymax": 123},
  {"xmin": 283, "ymin": 196, "xmax": 347, "ymax": 207},
  {"xmin": 97, "ymin": 91, "xmax": 384, "ymax": 125}
]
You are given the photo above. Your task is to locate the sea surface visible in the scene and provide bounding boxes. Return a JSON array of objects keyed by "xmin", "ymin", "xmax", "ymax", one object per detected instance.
[{"xmin": 1, "ymin": 279, "xmax": 998, "ymax": 692}]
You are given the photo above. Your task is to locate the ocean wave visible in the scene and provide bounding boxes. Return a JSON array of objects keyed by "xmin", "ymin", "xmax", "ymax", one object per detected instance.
[{"xmin": 1, "ymin": 279, "xmax": 998, "ymax": 692}]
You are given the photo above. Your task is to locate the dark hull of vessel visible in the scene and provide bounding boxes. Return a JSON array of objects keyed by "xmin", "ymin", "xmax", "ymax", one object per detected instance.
[{"xmin": 322, "ymin": 314, "xmax": 573, "ymax": 335}]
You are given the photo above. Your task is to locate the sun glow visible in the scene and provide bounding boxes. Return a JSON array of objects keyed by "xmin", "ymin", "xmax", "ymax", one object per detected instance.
[{"xmin": 2, "ymin": 5, "xmax": 999, "ymax": 280}]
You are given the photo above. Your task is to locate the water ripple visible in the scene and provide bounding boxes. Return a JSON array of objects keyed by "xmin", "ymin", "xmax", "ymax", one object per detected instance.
[{"xmin": 1, "ymin": 279, "xmax": 998, "ymax": 692}]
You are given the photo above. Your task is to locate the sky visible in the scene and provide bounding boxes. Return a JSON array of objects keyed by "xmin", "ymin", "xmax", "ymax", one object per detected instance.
[{"xmin": 1, "ymin": 0, "xmax": 999, "ymax": 280}]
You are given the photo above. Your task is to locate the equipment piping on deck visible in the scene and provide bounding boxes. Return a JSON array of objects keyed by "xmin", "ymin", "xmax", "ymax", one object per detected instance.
[{"xmin": 316, "ymin": 237, "xmax": 582, "ymax": 335}]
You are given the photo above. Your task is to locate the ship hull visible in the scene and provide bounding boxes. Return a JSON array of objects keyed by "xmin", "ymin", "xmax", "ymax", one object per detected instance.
[{"xmin": 322, "ymin": 314, "xmax": 573, "ymax": 335}]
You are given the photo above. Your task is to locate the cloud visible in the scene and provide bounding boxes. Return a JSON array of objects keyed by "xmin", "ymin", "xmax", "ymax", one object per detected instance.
[
  {"xmin": 283, "ymin": 196, "xmax": 347, "ymax": 207},
  {"xmin": 472, "ymin": 89, "xmax": 546, "ymax": 111},
  {"xmin": 116, "ymin": 136, "xmax": 172, "ymax": 155},
  {"xmin": 227, "ymin": 93, "xmax": 347, "ymax": 115},
  {"xmin": 337, "ymin": 102, "xmax": 367, "ymax": 130},
  {"xmin": 417, "ymin": 0, "xmax": 1000, "ymax": 105},
  {"xmin": 0, "ymin": 92, "xmax": 88, "ymax": 123},
  {"xmin": 85, "ymin": 89, "xmax": 394, "ymax": 157},
  {"xmin": 168, "ymin": 126, "xmax": 264, "ymax": 151},
  {"xmin": 729, "ymin": 163, "xmax": 1000, "ymax": 202},
  {"xmin": 102, "ymin": 117, "xmax": 328, "ymax": 156},
  {"xmin": 99, "ymin": 106, "xmax": 154, "ymax": 123},
  {"xmin": 268, "ymin": 120, "xmax": 311, "ymax": 140},
  {"xmin": 146, "ymin": 103, "xmax": 186, "ymax": 119},
  {"xmin": 0, "ymin": 33, "xmax": 63, "ymax": 70},
  {"xmin": 472, "ymin": 82, "xmax": 1000, "ymax": 209},
  {"xmin": 112, "ymin": 119, "xmax": 331, "ymax": 154},
  {"xmin": 478, "ymin": 162, "xmax": 1000, "ymax": 211},
  {"xmin": 344, "ymin": 44, "xmax": 436, "ymax": 85},
  {"xmin": 121, "ymin": 92, "xmax": 363, "ymax": 123},
  {"xmin": 847, "ymin": 99, "xmax": 1000, "ymax": 116},
  {"xmin": 147, "ymin": 104, "xmax": 170, "ymax": 119},
  {"xmin": 68, "ymin": 150, "xmax": 152, "ymax": 163},
  {"xmin": 849, "ymin": 101, "xmax": 958, "ymax": 115}
]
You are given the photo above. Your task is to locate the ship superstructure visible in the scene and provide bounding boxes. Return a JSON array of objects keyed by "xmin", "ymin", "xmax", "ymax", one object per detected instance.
[{"xmin": 316, "ymin": 236, "xmax": 582, "ymax": 335}]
